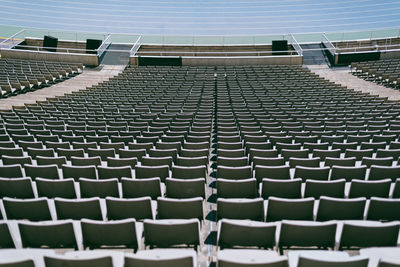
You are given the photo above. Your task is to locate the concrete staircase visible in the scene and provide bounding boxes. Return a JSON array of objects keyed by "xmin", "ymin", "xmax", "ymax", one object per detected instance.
[
  {"xmin": 99, "ymin": 44, "xmax": 131, "ymax": 65},
  {"xmin": 0, "ymin": 65, "xmax": 125, "ymax": 110},
  {"xmin": 301, "ymin": 43, "xmax": 330, "ymax": 65}
]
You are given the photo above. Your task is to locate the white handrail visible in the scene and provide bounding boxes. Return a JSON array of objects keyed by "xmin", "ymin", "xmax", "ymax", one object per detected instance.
[
  {"xmin": 288, "ymin": 34, "xmax": 303, "ymax": 56},
  {"xmin": 97, "ymin": 34, "xmax": 112, "ymax": 57},
  {"xmin": 322, "ymin": 32, "xmax": 336, "ymax": 54},
  {"xmin": 0, "ymin": 29, "xmax": 25, "ymax": 49},
  {"xmin": 130, "ymin": 35, "xmax": 142, "ymax": 56},
  {"xmin": 136, "ymin": 50, "xmax": 298, "ymax": 56}
]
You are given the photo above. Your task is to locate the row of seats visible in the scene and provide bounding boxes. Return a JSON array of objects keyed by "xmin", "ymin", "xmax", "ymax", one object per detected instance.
[
  {"xmin": 0, "ymin": 219, "xmax": 399, "ymax": 252},
  {"xmin": 1, "ymin": 162, "xmax": 400, "ymax": 186},
  {"xmin": 1, "ymin": 248, "xmax": 399, "ymax": 267},
  {"xmin": 0, "ymin": 58, "xmax": 83, "ymax": 98},
  {"xmin": 0, "ymin": 176, "xmax": 399, "ymax": 200},
  {"xmin": 2, "ymin": 138, "xmax": 400, "ymax": 166},
  {"xmin": 0, "ymin": 177, "xmax": 198, "ymax": 199},
  {"xmin": 0, "ymin": 195, "xmax": 398, "ymax": 222},
  {"xmin": 350, "ymin": 58, "xmax": 400, "ymax": 89}
]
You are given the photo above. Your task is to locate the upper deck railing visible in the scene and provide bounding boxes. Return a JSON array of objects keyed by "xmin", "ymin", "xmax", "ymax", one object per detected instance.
[{"xmin": 0, "ymin": 26, "xmax": 400, "ymax": 58}]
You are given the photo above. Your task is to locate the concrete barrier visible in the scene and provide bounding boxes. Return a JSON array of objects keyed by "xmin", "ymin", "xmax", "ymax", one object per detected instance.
[
  {"xmin": 0, "ymin": 49, "xmax": 98, "ymax": 66},
  {"xmin": 130, "ymin": 55, "xmax": 302, "ymax": 66}
]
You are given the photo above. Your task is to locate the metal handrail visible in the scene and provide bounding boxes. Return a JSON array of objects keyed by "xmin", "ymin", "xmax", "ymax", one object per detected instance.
[
  {"xmin": 322, "ymin": 32, "xmax": 336, "ymax": 54},
  {"xmin": 136, "ymin": 50, "xmax": 299, "ymax": 57},
  {"xmin": 0, "ymin": 29, "xmax": 25, "ymax": 49},
  {"xmin": 288, "ymin": 34, "xmax": 303, "ymax": 56},
  {"xmin": 130, "ymin": 35, "xmax": 142, "ymax": 56},
  {"xmin": 97, "ymin": 34, "xmax": 112, "ymax": 57},
  {"xmin": 2, "ymin": 44, "xmax": 94, "ymax": 54}
]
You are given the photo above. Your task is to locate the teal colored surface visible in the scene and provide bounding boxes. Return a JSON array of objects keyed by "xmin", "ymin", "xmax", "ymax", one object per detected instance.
[{"xmin": 1, "ymin": 24, "xmax": 399, "ymax": 45}]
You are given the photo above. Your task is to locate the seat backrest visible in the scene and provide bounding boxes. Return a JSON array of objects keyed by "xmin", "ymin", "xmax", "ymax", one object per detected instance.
[
  {"xmin": 361, "ymin": 157, "xmax": 394, "ymax": 167},
  {"xmin": 55, "ymin": 197, "xmax": 102, "ymax": 220},
  {"xmin": 176, "ymin": 156, "xmax": 208, "ymax": 167},
  {"xmin": 367, "ymin": 197, "xmax": 400, "ymax": 221},
  {"xmin": 316, "ymin": 196, "xmax": 366, "ymax": 221},
  {"xmin": 44, "ymin": 255, "xmax": 113, "ymax": 267},
  {"xmin": 106, "ymin": 157, "xmax": 138, "ymax": 168},
  {"xmin": 339, "ymin": 222, "xmax": 400, "ymax": 249},
  {"xmin": 217, "ymin": 250, "xmax": 288, "ymax": 267},
  {"xmin": 141, "ymin": 156, "xmax": 173, "ymax": 168},
  {"xmin": 349, "ymin": 179, "xmax": 392, "ymax": 198},
  {"xmin": 312, "ymin": 149, "xmax": 341, "ymax": 160},
  {"xmin": 217, "ymin": 156, "xmax": 248, "ymax": 167},
  {"xmin": 3, "ymin": 197, "xmax": 51, "ymax": 221},
  {"xmin": 19, "ymin": 221, "xmax": 77, "ymax": 249},
  {"xmin": 279, "ymin": 221, "xmax": 337, "ymax": 253},
  {"xmin": 261, "ymin": 178, "xmax": 302, "ymax": 199},
  {"xmin": 124, "ymin": 252, "xmax": 195, "ymax": 267},
  {"xmin": 330, "ymin": 165, "xmax": 367, "ymax": 182},
  {"xmin": 289, "ymin": 157, "xmax": 320, "ymax": 168},
  {"xmin": 119, "ymin": 149, "xmax": 146, "ymax": 160},
  {"xmin": 56, "ymin": 148, "xmax": 84, "ymax": 160},
  {"xmin": 81, "ymin": 218, "xmax": 138, "ymax": 251},
  {"xmin": 255, "ymin": 165, "xmax": 291, "ymax": 183},
  {"xmin": 369, "ymin": 166, "xmax": 400, "ymax": 182},
  {"xmin": 106, "ymin": 196, "xmax": 154, "ymax": 220},
  {"xmin": 143, "ymin": 219, "xmax": 200, "ymax": 249},
  {"xmin": 2, "ymin": 155, "xmax": 32, "ymax": 166},
  {"xmin": 25, "ymin": 164, "xmax": 60, "ymax": 180},
  {"xmin": 36, "ymin": 156, "xmax": 67, "ymax": 168},
  {"xmin": 157, "ymin": 197, "xmax": 203, "ymax": 220},
  {"xmin": 324, "ymin": 157, "xmax": 357, "ymax": 167},
  {"xmin": 249, "ymin": 149, "xmax": 279, "ymax": 162},
  {"xmin": 254, "ymin": 157, "xmax": 285, "ymax": 167},
  {"xmin": 217, "ymin": 148, "xmax": 246, "ymax": 158},
  {"xmin": 0, "ymin": 164, "xmax": 23, "ymax": 178},
  {"xmin": 172, "ymin": 165, "xmax": 207, "ymax": 179},
  {"xmin": 217, "ymin": 198, "xmax": 264, "ymax": 221},
  {"xmin": 294, "ymin": 166, "xmax": 330, "ymax": 182},
  {"xmin": 70, "ymin": 156, "xmax": 101, "ymax": 166},
  {"xmin": 79, "ymin": 178, "xmax": 119, "ymax": 198},
  {"xmin": 97, "ymin": 166, "xmax": 132, "ymax": 180},
  {"xmin": 165, "ymin": 177, "xmax": 205, "ymax": 199},
  {"xmin": 297, "ymin": 255, "xmax": 369, "ymax": 267},
  {"xmin": 0, "ymin": 147, "xmax": 23, "ymax": 159},
  {"xmin": 266, "ymin": 197, "xmax": 314, "ymax": 222},
  {"xmin": 135, "ymin": 165, "xmax": 169, "ymax": 183},
  {"xmin": 62, "ymin": 165, "xmax": 97, "ymax": 181},
  {"xmin": 88, "ymin": 148, "xmax": 115, "ymax": 160},
  {"xmin": 0, "ymin": 222, "xmax": 16, "ymax": 248},
  {"xmin": 217, "ymin": 178, "xmax": 258, "ymax": 199},
  {"xmin": 0, "ymin": 177, "xmax": 34, "ymax": 199},
  {"xmin": 304, "ymin": 179, "xmax": 346, "ymax": 199},
  {"xmin": 36, "ymin": 177, "xmax": 76, "ymax": 199},
  {"xmin": 218, "ymin": 219, "xmax": 276, "ymax": 250},
  {"xmin": 121, "ymin": 177, "xmax": 161, "ymax": 200}
]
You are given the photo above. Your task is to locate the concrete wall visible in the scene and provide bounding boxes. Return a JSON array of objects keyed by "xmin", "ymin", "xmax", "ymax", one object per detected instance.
[
  {"xmin": 1, "ymin": 49, "xmax": 98, "ymax": 66},
  {"xmin": 130, "ymin": 56, "xmax": 138, "ymax": 66},
  {"xmin": 182, "ymin": 56, "xmax": 302, "ymax": 66},
  {"xmin": 130, "ymin": 55, "xmax": 302, "ymax": 66},
  {"xmin": 25, "ymin": 38, "xmax": 87, "ymax": 53}
]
